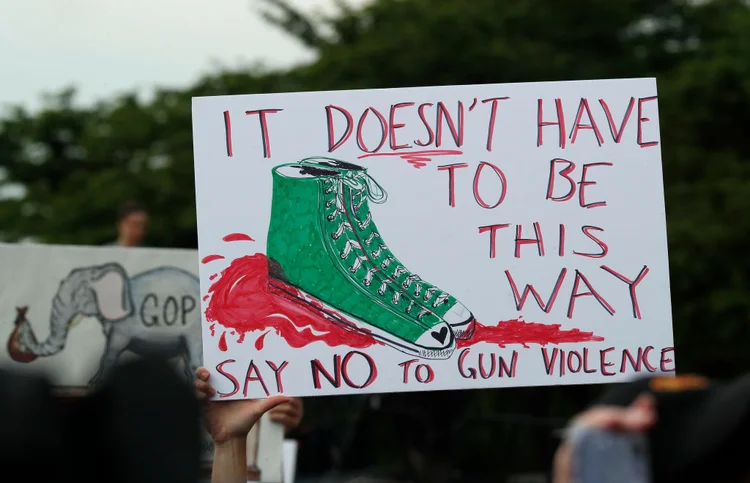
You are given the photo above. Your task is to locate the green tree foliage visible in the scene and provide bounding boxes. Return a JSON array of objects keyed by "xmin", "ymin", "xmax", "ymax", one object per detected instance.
[{"xmin": 1, "ymin": 0, "xmax": 749, "ymax": 478}]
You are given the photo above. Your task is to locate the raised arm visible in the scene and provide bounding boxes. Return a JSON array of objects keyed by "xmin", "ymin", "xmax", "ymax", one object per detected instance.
[{"xmin": 194, "ymin": 367, "xmax": 290, "ymax": 483}]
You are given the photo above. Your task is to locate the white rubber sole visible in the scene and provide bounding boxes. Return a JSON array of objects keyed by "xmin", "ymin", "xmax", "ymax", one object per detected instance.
[{"xmin": 268, "ymin": 278, "xmax": 456, "ymax": 360}]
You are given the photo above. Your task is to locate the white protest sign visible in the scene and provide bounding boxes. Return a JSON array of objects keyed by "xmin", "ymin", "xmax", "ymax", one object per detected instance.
[
  {"xmin": 0, "ymin": 243, "xmax": 286, "ymax": 467},
  {"xmin": 192, "ymin": 78, "xmax": 674, "ymax": 400},
  {"xmin": 0, "ymin": 243, "xmax": 202, "ymax": 385}
]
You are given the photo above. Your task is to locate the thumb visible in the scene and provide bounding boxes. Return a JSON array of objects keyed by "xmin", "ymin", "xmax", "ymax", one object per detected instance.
[{"xmin": 253, "ymin": 395, "xmax": 292, "ymax": 417}]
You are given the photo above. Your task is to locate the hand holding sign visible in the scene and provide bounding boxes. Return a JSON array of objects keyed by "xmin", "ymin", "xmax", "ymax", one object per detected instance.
[
  {"xmin": 268, "ymin": 397, "xmax": 304, "ymax": 434},
  {"xmin": 194, "ymin": 367, "xmax": 290, "ymax": 444}
]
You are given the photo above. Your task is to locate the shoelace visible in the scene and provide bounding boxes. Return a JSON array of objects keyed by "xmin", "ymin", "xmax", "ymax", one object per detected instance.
[
  {"xmin": 298, "ymin": 157, "xmax": 388, "ymax": 204},
  {"xmin": 321, "ymin": 169, "xmax": 449, "ymax": 312},
  {"xmin": 320, "ymin": 177, "xmax": 432, "ymax": 320},
  {"xmin": 340, "ymin": 170, "xmax": 388, "ymax": 204},
  {"xmin": 343, "ymin": 174, "xmax": 449, "ymax": 309}
]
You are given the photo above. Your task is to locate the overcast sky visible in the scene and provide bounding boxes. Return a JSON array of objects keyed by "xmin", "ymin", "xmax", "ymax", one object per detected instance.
[{"xmin": 0, "ymin": 0, "xmax": 362, "ymax": 111}]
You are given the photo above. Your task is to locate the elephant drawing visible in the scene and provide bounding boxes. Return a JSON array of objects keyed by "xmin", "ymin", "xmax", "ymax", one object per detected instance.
[{"xmin": 7, "ymin": 263, "xmax": 203, "ymax": 386}]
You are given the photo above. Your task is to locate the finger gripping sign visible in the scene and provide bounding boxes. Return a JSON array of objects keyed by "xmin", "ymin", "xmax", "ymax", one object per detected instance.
[{"xmin": 192, "ymin": 78, "xmax": 674, "ymax": 400}]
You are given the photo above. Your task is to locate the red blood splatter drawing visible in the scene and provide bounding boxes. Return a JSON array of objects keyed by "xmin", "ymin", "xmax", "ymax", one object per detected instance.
[{"xmin": 203, "ymin": 157, "xmax": 603, "ymax": 357}]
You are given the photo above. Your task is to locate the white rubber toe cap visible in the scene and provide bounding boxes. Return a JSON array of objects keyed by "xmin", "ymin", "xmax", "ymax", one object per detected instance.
[
  {"xmin": 415, "ymin": 322, "xmax": 454, "ymax": 350},
  {"xmin": 443, "ymin": 302, "xmax": 473, "ymax": 326}
]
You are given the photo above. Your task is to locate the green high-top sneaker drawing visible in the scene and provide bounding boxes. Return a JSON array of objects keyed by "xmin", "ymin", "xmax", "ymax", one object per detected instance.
[
  {"xmin": 296, "ymin": 157, "xmax": 477, "ymax": 340},
  {"xmin": 266, "ymin": 163, "xmax": 456, "ymax": 359}
]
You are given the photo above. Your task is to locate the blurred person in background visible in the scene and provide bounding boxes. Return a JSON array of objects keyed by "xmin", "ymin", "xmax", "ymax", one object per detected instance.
[
  {"xmin": 552, "ymin": 374, "xmax": 750, "ymax": 483},
  {"xmin": 111, "ymin": 200, "xmax": 149, "ymax": 247},
  {"xmin": 0, "ymin": 357, "xmax": 204, "ymax": 483}
]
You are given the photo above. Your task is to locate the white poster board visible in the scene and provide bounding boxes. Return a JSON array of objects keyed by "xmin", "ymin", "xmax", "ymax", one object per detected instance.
[
  {"xmin": 192, "ymin": 78, "xmax": 674, "ymax": 400},
  {"xmin": 0, "ymin": 243, "xmax": 201, "ymax": 385},
  {"xmin": 0, "ymin": 243, "xmax": 284, "ymax": 475}
]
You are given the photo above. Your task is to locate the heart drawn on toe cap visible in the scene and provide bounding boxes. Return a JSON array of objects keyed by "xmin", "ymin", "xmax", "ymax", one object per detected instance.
[{"xmin": 431, "ymin": 327, "xmax": 448, "ymax": 344}]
